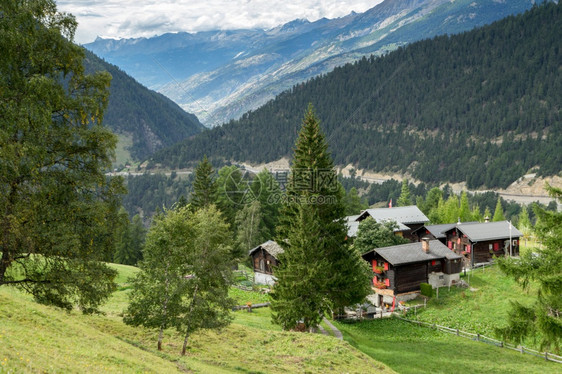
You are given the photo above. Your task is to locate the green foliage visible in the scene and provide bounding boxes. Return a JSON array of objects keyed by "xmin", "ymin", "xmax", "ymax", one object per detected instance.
[
  {"xmin": 344, "ymin": 187, "xmax": 369, "ymax": 216},
  {"xmin": 493, "ymin": 196, "xmax": 506, "ymax": 222},
  {"xmin": 272, "ymin": 105, "xmax": 371, "ymax": 330},
  {"xmin": 353, "ymin": 218, "xmax": 409, "ymax": 254},
  {"xmin": 152, "ymin": 2, "xmax": 562, "ymax": 189},
  {"xmin": 114, "ymin": 213, "xmax": 146, "ymax": 266},
  {"xmin": 420, "ymin": 283, "xmax": 433, "ymax": 298},
  {"xmin": 190, "ymin": 156, "xmax": 218, "ymax": 210},
  {"xmin": 124, "ymin": 205, "xmax": 235, "ymax": 353},
  {"xmin": 459, "ymin": 191, "xmax": 472, "ymax": 222},
  {"xmin": 250, "ymin": 168, "xmax": 282, "ymax": 239},
  {"xmin": 234, "ymin": 200, "xmax": 267, "ymax": 260},
  {"xmin": 0, "ymin": 0, "xmax": 125, "ymax": 312},
  {"xmin": 496, "ymin": 184, "xmax": 562, "ymax": 353},
  {"xmin": 397, "ymin": 179, "xmax": 412, "ymax": 207}
]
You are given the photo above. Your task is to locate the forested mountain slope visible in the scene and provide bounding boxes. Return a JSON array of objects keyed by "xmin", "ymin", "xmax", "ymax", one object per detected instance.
[
  {"xmin": 86, "ymin": 0, "xmax": 542, "ymax": 126},
  {"xmin": 152, "ymin": 2, "xmax": 562, "ymax": 189},
  {"xmin": 83, "ymin": 51, "xmax": 204, "ymax": 160}
]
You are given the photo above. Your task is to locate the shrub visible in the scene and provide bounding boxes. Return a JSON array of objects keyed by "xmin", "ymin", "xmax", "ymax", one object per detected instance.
[{"xmin": 420, "ymin": 283, "xmax": 433, "ymax": 297}]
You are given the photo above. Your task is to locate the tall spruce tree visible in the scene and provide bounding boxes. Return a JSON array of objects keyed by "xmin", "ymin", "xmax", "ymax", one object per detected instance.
[
  {"xmin": 493, "ymin": 196, "xmax": 506, "ymax": 222},
  {"xmin": 271, "ymin": 104, "xmax": 371, "ymax": 330},
  {"xmin": 397, "ymin": 179, "xmax": 412, "ymax": 207},
  {"xmin": 190, "ymin": 156, "xmax": 218, "ymax": 210}
]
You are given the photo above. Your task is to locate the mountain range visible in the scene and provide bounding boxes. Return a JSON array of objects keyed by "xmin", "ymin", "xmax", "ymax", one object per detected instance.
[
  {"xmin": 83, "ymin": 50, "xmax": 204, "ymax": 162},
  {"xmin": 86, "ymin": 0, "xmax": 542, "ymax": 127},
  {"xmin": 150, "ymin": 1, "xmax": 562, "ymax": 190}
]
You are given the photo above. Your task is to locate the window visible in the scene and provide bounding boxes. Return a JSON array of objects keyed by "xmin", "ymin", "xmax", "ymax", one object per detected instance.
[
  {"xmin": 513, "ymin": 239, "xmax": 518, "ymax": 246},
  {"xmin": 493, "ymin": 242, "xmax": 500, "ymax": 251},
  {"xmin": 489, "ymin": 244, "xmax": 493, "ymax": 251}
]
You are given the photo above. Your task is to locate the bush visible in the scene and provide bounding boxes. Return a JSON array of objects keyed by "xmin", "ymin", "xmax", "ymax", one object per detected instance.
[{"xmin": 420, "ymin": 283, "xmax": 433, "ymax": 297}]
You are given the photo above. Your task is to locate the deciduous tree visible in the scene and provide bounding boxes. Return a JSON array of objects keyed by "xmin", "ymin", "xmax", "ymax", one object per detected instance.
[
  {"xmin": 353, "ymin": 218, "xmax": 409, "ymax": 254},
  {"xmin": 0, "ymin": 0, "xmax": 124, "ymax": 312}
]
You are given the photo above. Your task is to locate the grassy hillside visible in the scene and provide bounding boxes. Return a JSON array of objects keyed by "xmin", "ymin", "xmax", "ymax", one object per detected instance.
[
  {"xmin": 0, "ymin": 264, "xmax": 391, "ymax": 373},
  {"xmin": 404, "ymin": 264, "xmax": 541, "ymax": 348},
  {"xmin": 334, "ymin": 318, "xmax": 558, "ymax": 374}
]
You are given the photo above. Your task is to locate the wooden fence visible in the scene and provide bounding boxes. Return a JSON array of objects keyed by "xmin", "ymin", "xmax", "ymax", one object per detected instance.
[{"xmin": 396, "ymin": 316, "xmax": 562, "ymax": 364}]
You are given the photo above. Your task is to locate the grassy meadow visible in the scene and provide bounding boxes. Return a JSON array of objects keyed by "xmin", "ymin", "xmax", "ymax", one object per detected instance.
[{"xmin": 0, "ymin": 263, "xmax": 391, "ymax": 373}]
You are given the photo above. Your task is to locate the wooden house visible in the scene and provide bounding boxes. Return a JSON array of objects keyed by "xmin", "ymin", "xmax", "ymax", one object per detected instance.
[
  {"xmin": 248, "ymin": 240, "xmax": 284, "ymax": 285},
  {"xmin": 362, "ymin": 238, "xmax": 463, "ymax": 306},
  {"xmin": 352, "ymin": 205, "xmax": 429, "ymax": 241},
  {"xmin": 441, "ymin": 221, "xmax": 522, "ymax": 268},
  {"xmin": 411, "ymin": 221, "xmax": 480, "ymax": 243}
]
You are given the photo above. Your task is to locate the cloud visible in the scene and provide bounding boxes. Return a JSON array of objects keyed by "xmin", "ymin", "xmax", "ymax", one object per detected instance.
[{"xmin": 57, "ymin": 0, "xmax": 383, "ymax": 44}]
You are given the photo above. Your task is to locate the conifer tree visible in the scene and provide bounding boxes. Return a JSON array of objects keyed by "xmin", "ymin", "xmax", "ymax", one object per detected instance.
[
  {"xmin": 344, "ymin": 187, "xmax": 368, "ymax": 215},
  {"xmin": 251, "ymin": 169, "xmax": 282, "ymax": 239},
  {"xmin": 397, "ymin": 179, "xmax": 412, "ymax": 207},
  {"xmin": 484, "ymin": 206, "xmax": 493, "ymax": 221},
  {"xmin": 493, "ymin": 196, "xmax": 506, "ymax": 222},
  {"xmin": 272, "ymin": 104, "xmax": 371, "ymax": 330},
  {"xmin": 190, "ymin": 156, "xmax": 218, "ymax": 210},
  {"xmin": 234, "ymin": 200, "xmax": 267, "ymax": 260},
  {"xmin": 471, "ymin": 204, "xmax": 483, "ymax": 222}
]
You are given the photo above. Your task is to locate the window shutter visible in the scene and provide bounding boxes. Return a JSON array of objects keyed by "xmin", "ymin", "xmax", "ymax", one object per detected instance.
[
  {"xmin": 493, "ymin": 242, "xmax": 500, "ymax": 251},
  {"xmin": 448, "ymin": 241, "xmax": 453, "ymax": 249},
  {"xmin": 384, "ymin": 262, "xmax": 389, "ymax": 271},
  {"xmin": 372, "ymin": 260, "xmax": 377, "ymax": 271},
  {"xmin": 431, "ymin": 260, "xmax": 436, "ymax": 266},
  {"xmin": 466, "ymin": 245, "xmax": 471, "ymax": 253},
  {"xmin": 384, "ymin": 278, "xmax": 390, "ymax": 287}
]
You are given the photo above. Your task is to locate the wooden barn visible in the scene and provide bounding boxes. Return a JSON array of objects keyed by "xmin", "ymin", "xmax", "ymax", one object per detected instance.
[
  {"xmin": 441, "ymin": 221, "xmax": 522, "ymax": 268},
  {"xmin": 362, "ymin": 238, "xmax": 463, "ymax": 306},
  {"xmin": 248, "ymin": 240, "xmax": 284, "ymax": 285},
  {"xmin": 348, "ymin": 205, "xmax": 429, "ymax": 241}
]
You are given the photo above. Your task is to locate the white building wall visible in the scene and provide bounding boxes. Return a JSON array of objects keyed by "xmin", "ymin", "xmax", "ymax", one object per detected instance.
[{"xmin": 254, "ymin": 272, "xmax": 276, "ymax": 286}]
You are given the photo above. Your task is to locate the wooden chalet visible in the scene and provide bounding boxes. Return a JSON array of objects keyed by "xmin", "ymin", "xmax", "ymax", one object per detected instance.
[
  {"xmin": 411, "ymin": 221, "xmax": 480, "ymax": 243},
  {"xmin": 441, "ymin": 221, "xmax": 522, "ymax": 268},
  {"xmin": 362, "ymin": 238, "xmax": 463, "ymax": 306},
  {"xmin": 352, "ymin": 205, "xmax": 429, "ymax": 241},
  {"xmin": 248, "ymin": 240, "xmax": 284, "ymax": 285}
]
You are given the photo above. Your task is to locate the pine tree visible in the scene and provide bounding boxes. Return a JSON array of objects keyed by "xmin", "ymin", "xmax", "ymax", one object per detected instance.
[
  {"xmin": 190, "ymin": 156, "xmax": 218, "ymax": 210},
  {"xmin": 484, "ymin": 206, "xmax": 493, "ymax": 222},
  {"xmin": 344, "ymin": 187, "xmax": 368, "ymax": 215},
  {"xmin": 272, "ymin": 104, "xmax": 371, "ymax": 330},
  {"xmin": 471, "ymin": 204, "xmax": 483, "ymax": 222},
  {"xmin": 493, "ymin": 196, "xmax": 506, "ymax": 222},
  {"xmin": 250, "ymin": 169, "xmax": 281, "ymax": 239},
  {"xmin": 397, "ymin": 179, "xmax": 412, "ymax": 207}
]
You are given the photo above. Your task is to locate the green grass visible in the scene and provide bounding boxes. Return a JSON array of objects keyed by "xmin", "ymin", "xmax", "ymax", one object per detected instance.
[
  {"xmin": 334, "ymin": 318, "xmax": 558, "ymax": 374},
  {"xmin": 113, "ymin": 133, "xmax": 133, "ymax": 168},
  {"xmin": 404, "ymin": 265, "xmax": 540, "ymax": 348},
  {"xmin": 0, "ymin": 264, "xmax": 392, "ymax": 373}
]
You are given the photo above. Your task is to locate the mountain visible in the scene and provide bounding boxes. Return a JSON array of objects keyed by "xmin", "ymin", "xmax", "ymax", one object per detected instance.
[
  {"xmin": 150, "ymin": 1, "xmax": 562, "ymax": 190},
  {"xmin": 85, "ymin": 0, "xmax": 542, "ymax": 126},
  {"xmin": 83, "ymin": 50, "xmax": 204, "ymax": 161}
]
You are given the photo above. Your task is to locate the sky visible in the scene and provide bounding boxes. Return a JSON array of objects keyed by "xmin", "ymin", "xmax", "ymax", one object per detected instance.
[{"xmin": 57, "ymin": 0, "xmax": 384, "ymax": 44}]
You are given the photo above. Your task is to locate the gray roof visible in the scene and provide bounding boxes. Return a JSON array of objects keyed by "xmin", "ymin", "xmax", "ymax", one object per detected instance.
[
  {"xmin": 451, "ymin": 221, "xmax": 523, "ymax": 242},
  {"xmin": 358, "ymin": 206, "xmax": 428, "ymax": 225},
  {"xmin": 363, "ymin": 240, "xmax": 462, "ymax": 266},
  {"xmin": 421, "ymin": 221, "xmax": 480, "ymax": 239},
  {"xmin": 248, "ymin": 240, "xmax": 285, "ymax": 259}
]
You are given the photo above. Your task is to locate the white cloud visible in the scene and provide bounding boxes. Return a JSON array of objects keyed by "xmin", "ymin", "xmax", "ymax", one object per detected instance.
[{"xmin": 57, "ymin": 0, "xmax": 383, "ymax": 44}]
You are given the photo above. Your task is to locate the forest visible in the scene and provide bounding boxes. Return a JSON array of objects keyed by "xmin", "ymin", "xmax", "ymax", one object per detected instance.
[{"xmin": 151, "ymin": 2, "xmax": 562, "ymax": 189}]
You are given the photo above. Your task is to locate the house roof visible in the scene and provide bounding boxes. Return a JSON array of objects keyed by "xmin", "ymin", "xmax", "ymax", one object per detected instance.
[
  {"xmin": 447, "ymin": 221, "xmax": 523, "ymax": 242},
  {"xmin": 362, "ymin": 240, "xmax": 462, "ymax": 266},
  {"xmin": 248, "ymin": 240, "xmax": 284, "ymax": 259},
  {"xmin": 415, "ymin": 221, "xmax": 480, "ymax": 239},
  {"xmin": 357, "ymin": 206, "xmax": 429, "ymax": 226}
]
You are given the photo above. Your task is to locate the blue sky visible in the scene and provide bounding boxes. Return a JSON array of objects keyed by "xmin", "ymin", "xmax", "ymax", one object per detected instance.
[{"xmin": 58, "ymin": 0, "xmax": 383, "ymax": 44}]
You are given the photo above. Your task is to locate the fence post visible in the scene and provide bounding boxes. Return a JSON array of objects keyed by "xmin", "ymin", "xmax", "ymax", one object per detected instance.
[
  {"xmin": 476, "ymin": 333, "xmax": 480, "ymax": 342},
  {"xmin": 456, "ymin": 328, "xmax": 459, "ymax": 336},
  {"xmin": 545, "ymin": 352, "xmax": 548, "ymax": 361},
  {"xmin": 520, "ymin": 346, "xmax": 524, "ymax": 355},
  {"xmin": 500, "ymin": 341, "xmax": 503, "ymax": 348}
]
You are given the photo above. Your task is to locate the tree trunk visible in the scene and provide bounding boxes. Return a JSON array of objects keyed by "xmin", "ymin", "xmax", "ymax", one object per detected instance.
[
  {"xmin": 181, "ymin": 284, "xmax": 199, "ymax": 356},
  {"xmin": 181, "ymin": 332, "xmax": 190, "ymax": 356},
  {"xmin": 158, "ymin": 328, "xmax": 164, "ymax": 351}
]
